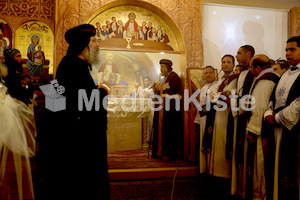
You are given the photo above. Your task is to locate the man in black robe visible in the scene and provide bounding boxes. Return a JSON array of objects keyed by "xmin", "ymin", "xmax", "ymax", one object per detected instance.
[
  {"xmin": 44, "ymin": 24, "xmax": 109, "ymax": 200},
  {"xmin": 3, "ymin": 48, "xmax": 33, "ymax": 105},
  {"xmin": 152, "ymin": 59, "xmax": 183, "ymax": 161}
]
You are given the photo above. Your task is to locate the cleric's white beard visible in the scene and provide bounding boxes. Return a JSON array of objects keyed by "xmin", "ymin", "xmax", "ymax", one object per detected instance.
[
  {"xmin": 0, "ymin": 46, "xmax": 8, "ymax": 78},
  {"xmin": 84, "ymin": 47, "xmax": 101, "ymax": 65},
  {"xmin": 0, "ymin": 45, "xmax": 4, "ymax": 57},
  {"xmin": 0, "ymin": 62, "xmax": 8, "ymax": 78}
]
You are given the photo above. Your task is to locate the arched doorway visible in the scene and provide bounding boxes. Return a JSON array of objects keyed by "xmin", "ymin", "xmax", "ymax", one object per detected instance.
[{"xmin": 86, "ymin": 3, "xmax": 195, "ymax": 177}]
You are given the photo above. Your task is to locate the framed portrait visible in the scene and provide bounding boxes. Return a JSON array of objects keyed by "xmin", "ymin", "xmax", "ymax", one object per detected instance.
[
  {"xmin": 290, "ymin": 7, "xmax": 300, "ymax": 37},
  {"xmin": 111, "ymin": 86, "xmax": 129, "ymax": 98},
  {"xmin": 187, "ymin": 68, "xmax": 218, "ymax": 95}
]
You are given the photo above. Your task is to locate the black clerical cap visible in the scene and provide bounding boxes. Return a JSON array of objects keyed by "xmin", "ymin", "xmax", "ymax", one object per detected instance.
[
  {"xmin": 4, "ymin": 48, "xmax": 22, "ymax": 72},
  {"xmin": 160, "ymin": 59, "xmax": 173, "ymax": 71},
  {"xmin": 4, "ymin": 48, "xmax": 20, "ymax": 59},
  {"xmin": 65, "ymin": 24, "xmax": 96, "ymax": 55}
]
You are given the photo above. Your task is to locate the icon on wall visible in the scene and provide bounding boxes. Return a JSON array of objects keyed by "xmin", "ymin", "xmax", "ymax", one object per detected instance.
[
  {"xmin": 0, "ymin": 19, "xmax": 13, "ymax": 48},
  {"xmin": 15, "ymin": 21, "xmax": 54, "ymax": 74}
]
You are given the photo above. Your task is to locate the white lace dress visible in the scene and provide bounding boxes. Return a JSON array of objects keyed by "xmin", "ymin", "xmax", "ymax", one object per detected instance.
[{"xmin": 0, "ymin": 83, "xmax": 36, "ymax": 200}]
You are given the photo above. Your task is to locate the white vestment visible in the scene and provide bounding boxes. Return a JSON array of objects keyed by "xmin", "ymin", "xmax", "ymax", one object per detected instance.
[
  {"xmin": 245, "ymin": 68, "xmax": 279, "ymax": 200},
  {"xmin": 133, "ymin": 86, "xmax": 154, "ymax": 142},
  {"xmin": 137, "ymin": 85, "xmax": 154, "ymax": 99},
  {"xmin": 210, "ymin": 73, "xmax": 237, "ymax": 178},
  {"xmin": 198, "ymin": 81, "xmax": 219, "ymax": 173},
  {"xmin": 231, "ymin": 69, "xmax": 252, "ymax": 195},
  {"xmin": 264, "ymin": 65, "xmax": 300, "ymax": 200}
]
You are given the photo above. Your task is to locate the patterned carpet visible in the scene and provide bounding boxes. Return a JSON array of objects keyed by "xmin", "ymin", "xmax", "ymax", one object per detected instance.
[
  {"xmin": 110, "ymin": 175, "xmax": 231, "ymax": 199},
  {"xmin": 108, "ymin": 149, "xmax": 195, "ymax": 169}
]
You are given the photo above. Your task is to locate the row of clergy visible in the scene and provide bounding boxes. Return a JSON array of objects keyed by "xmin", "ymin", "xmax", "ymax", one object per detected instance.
[{"xmin": 195, "ymin": 38, "xmax": 300, "ymax": 200}]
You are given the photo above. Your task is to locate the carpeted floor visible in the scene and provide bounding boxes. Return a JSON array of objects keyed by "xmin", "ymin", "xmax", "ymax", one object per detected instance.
[
  {"xmin": 108, "ymin": 149, "xmax": 195, "ymax": 169},
  {"xmin": 109, "ymin": 175, "xmax": 231, "ymax": 199}
]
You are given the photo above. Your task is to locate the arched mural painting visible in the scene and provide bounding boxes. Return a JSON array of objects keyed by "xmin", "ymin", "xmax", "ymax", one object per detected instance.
[
  {"xmin": 88, "ymin": 5, "xmax": 179, "ymax": 50},
  {"xmin": 86, "ymin": 5, "xmax": 182, "ymax": 94}
]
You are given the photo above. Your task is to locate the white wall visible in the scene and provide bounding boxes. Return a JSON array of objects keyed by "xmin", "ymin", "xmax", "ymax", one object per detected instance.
[
  {"xmin": 202, "ymin": 0, "xmax": 300, "ymax": 10},
  {"xmin": 202, "ymin": 4, "xmax": 289, "ymax": 78}
]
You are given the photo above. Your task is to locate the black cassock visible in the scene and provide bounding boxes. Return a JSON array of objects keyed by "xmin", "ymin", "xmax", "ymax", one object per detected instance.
[
  {"xmin": 43, "ymin": 53, "xmax": 109, "ymax": 200},
  {"xmin": 152, "ymin": 71, "xmax": 183, "ymax": 160}
]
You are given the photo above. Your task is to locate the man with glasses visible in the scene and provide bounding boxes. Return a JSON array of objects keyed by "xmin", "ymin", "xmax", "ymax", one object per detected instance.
[{"xmin": 272, "ymin": 60, "xmax": 289, "ymax": 76}]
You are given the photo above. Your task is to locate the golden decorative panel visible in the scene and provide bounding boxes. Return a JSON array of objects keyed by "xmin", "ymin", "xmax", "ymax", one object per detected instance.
[
  {"xmin": 0, "ymin": 0, "xmax": 54, "ymax": 19},
  {"xmin": 0, "ymin": 0, "xmax": 55, "ymax": 35}
]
